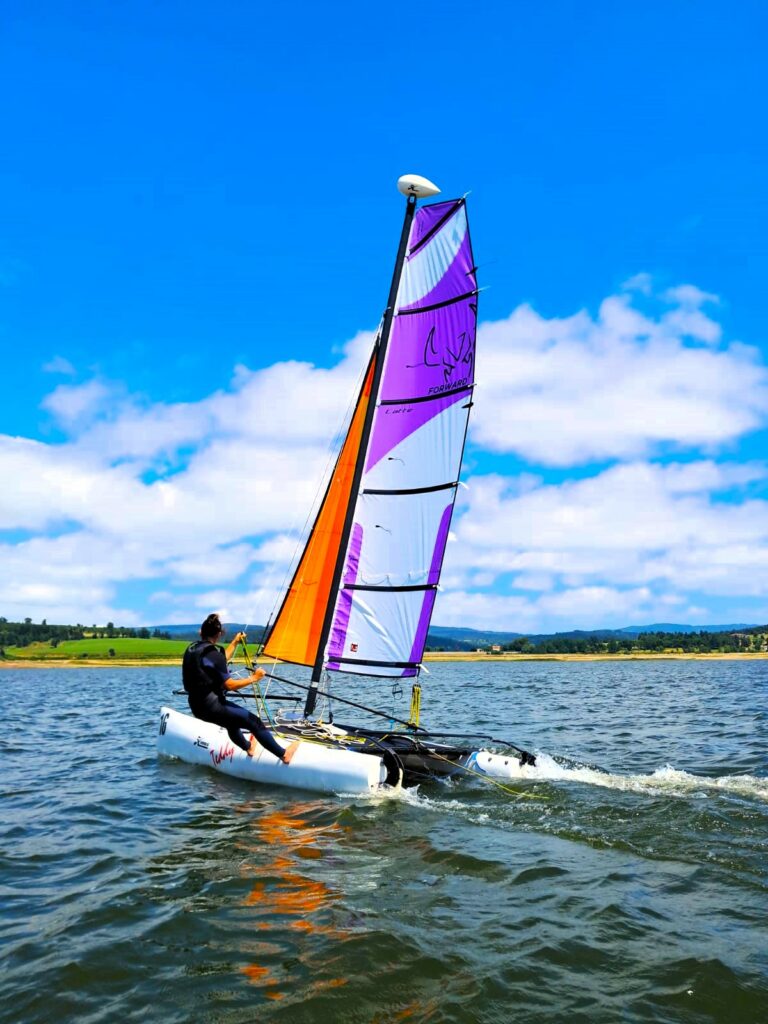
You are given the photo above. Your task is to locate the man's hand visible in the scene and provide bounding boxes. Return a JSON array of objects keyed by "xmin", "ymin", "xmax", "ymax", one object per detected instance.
[
  {"xmin": 251, "ymin": 668, "xmax": 266, "ymax": 683},
  {"xmin": 233, "ymin": 631, "xmax": 247, "ymax": 644}
]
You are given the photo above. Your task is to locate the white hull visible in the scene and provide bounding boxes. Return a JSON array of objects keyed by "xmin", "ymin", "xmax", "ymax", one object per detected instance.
[
  {"xmin": 462, "ymin": 749, "xmax": 537, "ymax": 780},
  {"xmin": 157, "ymin": 707, "xmax": 389, "ymax": 795}
]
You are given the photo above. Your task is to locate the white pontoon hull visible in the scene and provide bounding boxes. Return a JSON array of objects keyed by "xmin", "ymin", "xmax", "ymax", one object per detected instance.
[
  {"xmin": 157, "ymin": 707, "xmax": 389, "ymax": 795},
  {"xmin": 462, "ymin": 749, "xmax": 537, "ymax": 780}
]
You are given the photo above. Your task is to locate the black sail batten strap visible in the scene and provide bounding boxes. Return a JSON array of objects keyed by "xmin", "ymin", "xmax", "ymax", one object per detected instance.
[
  {"xmin": 344, "ymin": 583, "xmax": 437, "ymax": 593},
  {"xmin": 363, "ymin": 481, "xmax": 458, "ymax": 496},
  {"xmin": 329, "ymin": 656, "xmax": 421, "ymax": 670},
  {"xmin": 407, "ymin": 198, "xmax": 464, "ymax": 257},
  {"xmin": 378, "ymin": 383, "xmax": 474, "ymax": 407},
  {"xmin": 397, "ymin": 288, "xmax": 478, "ymax": 316}
]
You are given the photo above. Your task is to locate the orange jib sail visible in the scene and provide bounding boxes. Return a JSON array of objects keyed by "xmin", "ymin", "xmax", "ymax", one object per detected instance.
[{"xmin": 263, "ymin": 355, "xmax": 376, "ymax": 667}]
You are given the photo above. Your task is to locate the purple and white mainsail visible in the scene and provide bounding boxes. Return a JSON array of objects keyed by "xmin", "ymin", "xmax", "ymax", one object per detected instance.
[{"xmin": 323, "ymin": 197, "xmax": 477, "ymax": 678}]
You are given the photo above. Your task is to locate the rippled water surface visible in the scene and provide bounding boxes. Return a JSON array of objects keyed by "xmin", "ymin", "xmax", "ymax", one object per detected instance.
[{"xmin": 2, "ymin": 661, "xmax": 767, "ymax": 1023}]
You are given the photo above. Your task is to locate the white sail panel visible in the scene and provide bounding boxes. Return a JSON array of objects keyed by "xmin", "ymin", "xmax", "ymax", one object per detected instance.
[
  {"xmin": 326, "ymin": 588, "xmax": 435, "ymax": 678},
  {"xmin": 398, "ymin": 204, "xmax": 468, "ymax": 309},
  {"xmin": 351, "ymin": 491, "xmax": 454, "ymax": 588},
  {"xmin": 362, "ymin": 395, "xmax": 470, "ymax": 491}
]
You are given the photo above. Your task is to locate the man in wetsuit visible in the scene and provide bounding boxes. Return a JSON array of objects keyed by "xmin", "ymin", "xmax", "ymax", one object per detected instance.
[{"xmin": 183, "ymin": 613, "xmax": 298, "ymax": 763}]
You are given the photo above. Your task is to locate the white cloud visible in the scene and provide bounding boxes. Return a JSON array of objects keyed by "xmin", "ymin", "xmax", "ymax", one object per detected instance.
[
  {"xmin": 41, "ymin": 379, "xmax": 117, "ymax": 428},
  {"xmin": 473, "ymin": 290, "xmax": 767, "ymax": 465},
  {"xmin": 42, "ymin": 355, "xmax": 77, "ymax": 376},
  {"xmin": 2, "ymin": 283, "xmax": 767, "ymax": 629},
  {"xmin": 663, "ymin": 284, "xmax": 719, "ymax": 306},
  {"xmin": 432, "ymin": 459, "xmax": 768, "ymax": 628},
  {"xmin": 622, "ymin": 272, "xmax": 653, "ymax": 294},
  {"xmin": 63, "ymin": 330, "xmax": 376, "ymax": 467}
]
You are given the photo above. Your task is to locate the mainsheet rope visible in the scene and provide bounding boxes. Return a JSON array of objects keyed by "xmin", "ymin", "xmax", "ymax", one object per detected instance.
[{"xmin": 242, "ymin": 668, "xmax": 536, "ymax": 763}]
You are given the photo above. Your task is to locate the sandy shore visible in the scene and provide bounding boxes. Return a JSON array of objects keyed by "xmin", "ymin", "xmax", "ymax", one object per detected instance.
[{"xmin": 1, "ymin": 651, "xmax": 766, "ymax": 668}]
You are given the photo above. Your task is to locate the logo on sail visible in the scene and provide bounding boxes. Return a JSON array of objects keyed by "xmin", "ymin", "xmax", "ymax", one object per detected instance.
[{"xmin": 421, "ymin": 321, "xmax": 475, "ymax": 394}]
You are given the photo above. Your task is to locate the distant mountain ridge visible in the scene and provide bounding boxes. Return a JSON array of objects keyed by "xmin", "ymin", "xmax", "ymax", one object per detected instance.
[
  {"xmin": 153, "ymin": 622, "xmax": 261, "ymax": 643},
  {"xmin": 618, "ymin": 622, "xmax": 755, "ymax": 635}
]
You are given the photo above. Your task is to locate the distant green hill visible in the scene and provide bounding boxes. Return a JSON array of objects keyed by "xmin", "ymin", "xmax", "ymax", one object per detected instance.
[
  {"xmin": 4, "ymin": 637, "xmax": 187, "ymax": 660},
  {"xmin": 3, "ymin": 636, "xmax": 262, "ymax": 661}
]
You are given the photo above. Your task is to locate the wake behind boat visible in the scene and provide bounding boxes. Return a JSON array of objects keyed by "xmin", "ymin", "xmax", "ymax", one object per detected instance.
[{"xmin": 158, "ymin": 173, "xmax": 535, "ymax": 793}]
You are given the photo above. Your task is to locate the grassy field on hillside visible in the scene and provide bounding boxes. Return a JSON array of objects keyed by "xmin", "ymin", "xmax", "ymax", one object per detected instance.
[{"xmin": 2, "ymin": 638, "xmax": 261, "ymax": 662}]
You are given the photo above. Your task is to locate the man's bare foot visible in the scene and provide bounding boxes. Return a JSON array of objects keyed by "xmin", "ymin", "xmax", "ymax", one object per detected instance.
[
  {"xmin": 281, "ymin": 741, "xmax": 300, "ymax": 765},
  {"xmin": 246, "ymin": 735, "xmax": 257, "ymax": 757}
]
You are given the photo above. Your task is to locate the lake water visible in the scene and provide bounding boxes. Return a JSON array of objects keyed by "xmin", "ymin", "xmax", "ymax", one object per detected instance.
[{"xmin": 2, "ymin": 661, "xmax": 767, "ymax": 1023}]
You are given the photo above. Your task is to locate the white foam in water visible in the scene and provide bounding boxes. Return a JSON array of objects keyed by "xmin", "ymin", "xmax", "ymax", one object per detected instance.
[
  {"xmin": 344, "ymin": 752, "xmax": 768, "ymax": 805},
  {"xmin": 513, "ymin": 752, "xmax": 768, "ymax": 802}
]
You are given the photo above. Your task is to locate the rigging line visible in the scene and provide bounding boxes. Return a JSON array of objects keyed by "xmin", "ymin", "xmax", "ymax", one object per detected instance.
[
  {"xmin": 261, "ymin": 344, "xmax": 378, "ymax": 697},
  {"xmin": 262, "ymin": 326, "xmax": 382, "ymax": 683},
  {"xmin": 329, "ymin": 724, "xmax": 535, "ymax": 763},
  {"xmin": 238, "ymin": 636, "xmax": 272, "ymax": 724},
  {"xmin": 262, "ymin": 669, "xmax": 426, "ymax": 731},
  {"xmin": 172, "ymin": 689, "xmax": 301, "ymax": 702}
]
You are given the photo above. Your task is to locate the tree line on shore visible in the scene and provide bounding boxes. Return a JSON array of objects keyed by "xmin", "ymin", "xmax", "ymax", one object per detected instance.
[
  {"xmin": 498, "ymin": 628, "xmax": 767, "ymax": 655},
  {"xmin": 2, "ymin": 617, "xmax": 766, "ymax": 658},
  {"xmin": 0, "ymin": 618, "xmax": 173, "ymax": 651}
]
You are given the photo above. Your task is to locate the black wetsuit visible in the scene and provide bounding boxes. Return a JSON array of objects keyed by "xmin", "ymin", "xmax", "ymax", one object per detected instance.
[{"xmin": 184, "ymin": 642, "xmax": 286, "ymax": 759}]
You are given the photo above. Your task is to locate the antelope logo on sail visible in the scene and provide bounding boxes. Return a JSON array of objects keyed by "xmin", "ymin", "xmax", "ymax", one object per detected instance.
[{"xmin": 422, "ymin": 321, "xmax": 476, "ymax": 394}]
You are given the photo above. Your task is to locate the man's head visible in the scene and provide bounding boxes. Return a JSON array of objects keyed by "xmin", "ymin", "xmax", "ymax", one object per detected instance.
[{"xmin": 201, "ymin": 613, "xmax": 224, "ymax": 641}]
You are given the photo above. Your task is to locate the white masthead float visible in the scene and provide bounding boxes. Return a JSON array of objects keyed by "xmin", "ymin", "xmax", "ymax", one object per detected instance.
[{"xmin": 157, "ymin": 174, "xmax": 536, "ymax": 793}]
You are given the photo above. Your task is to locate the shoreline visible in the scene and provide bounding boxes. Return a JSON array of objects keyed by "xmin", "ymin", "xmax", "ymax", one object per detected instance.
[{"xmin": 2, "ymin": 651, "xmax": 766, "ymax": 669}]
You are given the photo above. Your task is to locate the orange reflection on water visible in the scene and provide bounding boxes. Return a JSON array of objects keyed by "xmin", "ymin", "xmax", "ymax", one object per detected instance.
[
  {"xmin": 372, "ymin": 998, "xmax": 440, "ymax": 1022},
  {"xmin": 238, "ymin": 805, "xmax": 351, "ymax": 995}
]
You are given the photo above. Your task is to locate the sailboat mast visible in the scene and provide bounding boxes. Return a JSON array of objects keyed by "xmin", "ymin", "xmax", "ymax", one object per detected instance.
[{"xmin": 304, "ymin": 193, "xmax": 418, "ymax": 715}]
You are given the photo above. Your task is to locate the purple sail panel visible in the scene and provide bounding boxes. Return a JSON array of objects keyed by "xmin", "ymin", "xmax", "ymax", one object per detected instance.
[
  {"xmin": 426, "ymin": 502, "xmax": 454, "ymax": 586},
  {"xmin": 403, "ymin": 590, "xmax": 436, "ymax": 677},
  {"xmin": 379, "ymin": 294, "xmax": 476, "ymax": 403},
  {"xmin": 404, "ymin": 502, "xmax": 454, "ymax": 673},
  {"xmin": 407, "ymin": 199, "xmax": 462, "ymax": 254}
]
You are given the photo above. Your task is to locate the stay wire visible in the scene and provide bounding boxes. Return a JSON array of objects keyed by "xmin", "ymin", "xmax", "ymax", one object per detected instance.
[{"xmin": 239, "ymin": 334, "xmax": 377, "ymax": 688}]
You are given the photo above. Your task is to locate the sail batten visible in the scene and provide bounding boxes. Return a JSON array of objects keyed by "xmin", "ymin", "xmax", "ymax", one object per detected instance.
[
  {"xmin": 378, "ymin": 382, "xmax": 473, "ymax": 406},
  {"xmin": 363, "ymin": 482, "xmax": 458, "ymax": 496},
  {"xmin": 397, "ymin": 288, "xmax": 479, "ymax": 316}
]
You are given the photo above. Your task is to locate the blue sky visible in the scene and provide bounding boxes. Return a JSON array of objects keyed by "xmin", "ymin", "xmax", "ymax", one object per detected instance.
[{"xmin": 1, "ymin": 0, "xmax": 767, "ymax": 631}]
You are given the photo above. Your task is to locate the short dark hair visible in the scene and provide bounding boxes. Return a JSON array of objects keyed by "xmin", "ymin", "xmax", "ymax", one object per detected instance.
[{"xmin": 201, "ymin": 613, "xmax": 223, "ymax": 639}]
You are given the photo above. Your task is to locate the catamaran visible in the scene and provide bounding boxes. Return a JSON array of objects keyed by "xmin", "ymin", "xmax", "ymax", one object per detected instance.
[{"xmin": 158, "ymin": 174, "xmax": 535, "ymax": 794}]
